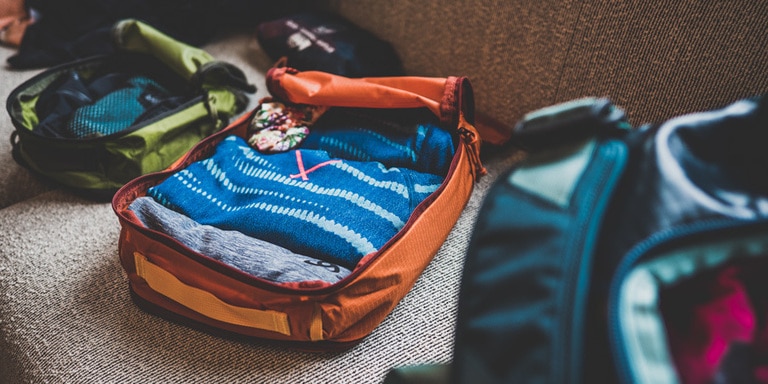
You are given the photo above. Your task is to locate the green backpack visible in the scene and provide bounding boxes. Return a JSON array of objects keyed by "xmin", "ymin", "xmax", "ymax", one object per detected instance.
[{"xmin": 7, "ymin": 19, "xmax": 256, "ymax": 199}]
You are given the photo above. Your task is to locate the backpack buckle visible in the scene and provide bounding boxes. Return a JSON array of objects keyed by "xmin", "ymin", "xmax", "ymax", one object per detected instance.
[{"xmin": 512, "ymin": 97, "xmax": 629, "ymax": 151}]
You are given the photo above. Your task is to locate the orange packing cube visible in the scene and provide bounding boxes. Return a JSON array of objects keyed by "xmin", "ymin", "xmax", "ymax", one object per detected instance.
[{"xmin": 111, "ymin": 67, "xmax": 491, "ymax": 351}]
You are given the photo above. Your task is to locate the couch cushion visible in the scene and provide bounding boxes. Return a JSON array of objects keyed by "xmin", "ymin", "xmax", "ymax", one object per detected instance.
[{"xmin": 328, "ymin": 0, "xmax": 768, "ymax": 130}]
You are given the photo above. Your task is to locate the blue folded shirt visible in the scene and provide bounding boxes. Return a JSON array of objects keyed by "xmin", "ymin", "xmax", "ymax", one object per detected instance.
[
  {"xmin": 148, "ymin": 135, "xmax": 444, "ymax": 269},
  {"xmin": 302, "ymin": 107, "xmax": 455, "ymax": 176}
]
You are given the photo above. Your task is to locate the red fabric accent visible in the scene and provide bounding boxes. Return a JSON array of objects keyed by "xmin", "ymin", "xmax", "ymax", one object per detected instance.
[
  {"xmin": 293, "ymin": 150, "xmax": 308, "ymax": 180},
  {"xmin": 666, "ymin": 266, "xmax": 755, "ymax": 384},
  {"xmin": 755, "ymin": 367, "xmax": 768, "ymax": 382},
  {"xmin": 290, "ymin": 150, "xmax": 341, "ymax": 180}
]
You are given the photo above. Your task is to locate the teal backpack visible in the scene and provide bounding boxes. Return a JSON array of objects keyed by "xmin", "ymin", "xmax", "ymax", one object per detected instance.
[
  {"xmin": 7, "ymin": 19, "xmax": 255, "ymax": 199},
  {"xmin": 387, "ymin": 95, "xmax": 768, "ymax": 383}
]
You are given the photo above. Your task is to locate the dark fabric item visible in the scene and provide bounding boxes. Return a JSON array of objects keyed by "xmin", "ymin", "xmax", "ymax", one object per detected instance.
[
  {"xmin": 8, "ymin": 0, "xmax": 302, "ymax": 69},
  {"xmin": 147, "ymin": 135, "xmax": 443, "ymax": 269},
  {"xmin": 382, "ymin": 364, "xmax": 451, "ymax": 384},
  {"xmin": 451, "ymin": 95, "xmax": 768, "ymax": 384},
  {"xmin": 593, "ymin": 96, "xmax": 768, "ymax": 294},
  {"xmin": 256, "ymin": 11, "xmax": 404, "ymax": 77},
  {"xmin": 33, "ymin": 70, "xmax": 116, "ymax": 137},
  {"xmin": 451, "ymin": 137, "xmax": 627, "ymax": 384},
  {"xmin": 9, "ymin": 25, "xmax": 113, "ymax": 69},
  {"xmin": 303, "ymin": 107, "xmax": 455, "ymax": 176},
  {"xmin": 584, "ymin": 95, "xmax": 768, "ymax": 383},
  {"xmin": 129, "ymin": 196, "xmax": 352, "ymax": 283}
]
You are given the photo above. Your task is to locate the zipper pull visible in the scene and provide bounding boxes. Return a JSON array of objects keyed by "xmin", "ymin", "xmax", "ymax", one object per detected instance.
[
  {"xmin": 459, "ymin": 126, "xmax": 487, "ymax": 178},
  {"xmin": 206, "ymin": 92, "xmax": 224, "ymax": 129}
]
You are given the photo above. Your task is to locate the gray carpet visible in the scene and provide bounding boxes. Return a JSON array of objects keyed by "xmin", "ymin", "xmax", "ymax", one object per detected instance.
[
  {"xmin": 0, "ymin": 189, "xmax": 469, "ymax": 383},
  {"xmin": 0, "ymin": 26, "xmax": 520, "ymax": 383},
  {"xmin": 0, "ymin": 44, "xmax": 49, "ymax": 209}
]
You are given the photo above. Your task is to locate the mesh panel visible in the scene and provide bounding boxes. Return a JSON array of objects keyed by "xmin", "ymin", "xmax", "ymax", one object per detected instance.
[{"xmin": 66, "ymin": 77, "xmax": 171, "ymax": 138}]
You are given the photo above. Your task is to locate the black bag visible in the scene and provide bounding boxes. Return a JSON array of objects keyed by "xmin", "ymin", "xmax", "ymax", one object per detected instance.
[
  {"xmin": 255, "ymin": 11, "xmax": 404, "ymax": 77},
  {"xmin": 386, "ymin": 95, "xmax": 768, "ymax": 383}
]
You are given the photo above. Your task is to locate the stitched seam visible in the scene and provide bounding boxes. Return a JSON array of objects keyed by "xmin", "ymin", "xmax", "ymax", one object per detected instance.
[{"xmin": 553, "ymin": 0, "xmax": 587, "ymax": 102}]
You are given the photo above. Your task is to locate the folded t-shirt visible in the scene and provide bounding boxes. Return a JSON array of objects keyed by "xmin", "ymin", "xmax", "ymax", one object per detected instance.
[
  {"xmin": 148, "ymin": 135, "xmax": 444, "ymax": 269},
  {"xmin": 302, "ymin": 107, "xmax": 455, "ymax": 176},
  {"xmin": 129, "ymin": 196, "xmax": 351, "ymax": 284}
]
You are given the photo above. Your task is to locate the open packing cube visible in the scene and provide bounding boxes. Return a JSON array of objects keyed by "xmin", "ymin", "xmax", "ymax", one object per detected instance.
[
  {"xmin": 112, "ymin": 67, "xmax": 487, "ymax": 350},
  {"xmin": 443, "ymin": 96, "xmax": 768, "ymax": 383},
  {"xmin": 7, "ymin": 19, "xmax": 254, "ymax": 198}
]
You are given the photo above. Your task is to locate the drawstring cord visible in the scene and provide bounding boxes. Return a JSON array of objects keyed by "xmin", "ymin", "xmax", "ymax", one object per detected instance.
[{"xmin": 290, "ymin": 150, "xmax": 341, "ymax": 180}]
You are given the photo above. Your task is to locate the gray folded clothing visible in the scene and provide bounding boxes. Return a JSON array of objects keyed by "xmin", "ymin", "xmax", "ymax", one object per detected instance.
[{"xmin": 129, "ymin": 196, "xmax": 351, "ymax": 284}]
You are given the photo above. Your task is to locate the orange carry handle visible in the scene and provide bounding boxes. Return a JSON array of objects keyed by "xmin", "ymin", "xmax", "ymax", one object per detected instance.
[
  {"xmin": 266, "ymin": 67, "xmax": 471, "ymax": 127},
  {"xmin": 267, "ymin": 66, "xmax": 486, "ymax": 176}
]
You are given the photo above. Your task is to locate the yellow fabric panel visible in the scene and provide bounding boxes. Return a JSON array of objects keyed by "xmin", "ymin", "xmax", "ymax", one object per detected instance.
[{"xmin": 134, "ymin": 252, "xmax": 291, "ymax": 336}]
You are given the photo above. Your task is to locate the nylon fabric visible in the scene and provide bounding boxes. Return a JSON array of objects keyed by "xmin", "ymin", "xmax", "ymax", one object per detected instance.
[
  {"xmin": 134, "ymin": 253, "xmax": 291, "ymax": 335},
  {"xmin": 110, "ymin": 19, "xmax": 217, "ymax": 80},
  {"xmin": 106, "ymin": 101, "xmax": 213, "ymax": 177},
  {"xmin": 267, "ymin": 68, "xmax": 447, "ymax": 119},
  {"xmin": 119, "ymin": 223, "xmax": 322, "ymax": 342},
  {"xmin": 112, "ymin": 68, "xmax": 483, "ymax": 347},
  {"xmin": 6, "ymin": 19, "xmax": 254, "ymax": 197}
]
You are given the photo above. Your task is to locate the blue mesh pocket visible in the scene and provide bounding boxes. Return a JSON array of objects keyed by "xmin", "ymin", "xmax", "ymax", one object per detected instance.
[{"xmin": 66, "ymin": 76, "xmax": 172, "ymax": 138}]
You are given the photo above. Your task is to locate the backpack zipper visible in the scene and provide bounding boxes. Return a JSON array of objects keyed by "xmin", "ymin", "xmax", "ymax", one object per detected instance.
[
  {"xmin": 15, "ymin": 95, "xmax": 206, "ymax": 144},
  {"xmin": 558, "ymin": 138, "xmax": 627, "ymax": 383}
]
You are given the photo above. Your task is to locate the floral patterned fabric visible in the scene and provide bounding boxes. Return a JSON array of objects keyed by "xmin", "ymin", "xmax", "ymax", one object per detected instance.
[{"xmin": 247, "ymin": 101, "xmax": 327, "ymax": 152}]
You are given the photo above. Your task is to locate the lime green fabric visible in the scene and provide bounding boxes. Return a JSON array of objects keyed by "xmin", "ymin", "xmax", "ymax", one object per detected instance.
[
  {"xmin": 8, "ymin": 18, "xmax": 252, "ymax": 197},
  {"xmin": 106, "ymin": 101, "xmax": 218, "ymax": 180},
  {"xmin": 113, "ymin": 20, "xmax": 214, "ymax": 81},
  {"xmin": 17, "ymin": 94, "xmax": 39, "ymax": 129}
]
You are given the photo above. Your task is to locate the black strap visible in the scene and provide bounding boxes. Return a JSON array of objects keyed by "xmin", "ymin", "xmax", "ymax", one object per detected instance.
[
  {"xmin": 9, "ymin": 131, "xmax": 29, "ymax": 168},
  {"xmin": 86, "ymin": 72, "xmax": 133, "ymax": 99},
  {"xmin": 192, "ymin": 61, "xmax": 257, "ymax": 93},
  {"xmin": 511, "ymin": 97, "xmax": 630, "ymax": 151}
]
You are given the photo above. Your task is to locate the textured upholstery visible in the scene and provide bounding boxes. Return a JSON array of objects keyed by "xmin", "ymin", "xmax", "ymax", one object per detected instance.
[
  {"xmin": 1, "ymin": 1, "xmax": 766, "ymax": 382},
  {"xmin": 328, "ymin": 0, "xmax": 768, "ymax": 127}
]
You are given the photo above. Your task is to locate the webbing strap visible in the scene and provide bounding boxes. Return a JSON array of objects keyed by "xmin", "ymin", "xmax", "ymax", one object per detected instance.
[
  {"xmin": 134, "ymin": 252, "xmax": 291, "ymax": 336},
  {"xmin": 310, "ymin": 302, "xmax": 324, "ymax": 341},
  {"xmin": 512, "ymin": 97, "xmax": 629, "ymax": 151}
]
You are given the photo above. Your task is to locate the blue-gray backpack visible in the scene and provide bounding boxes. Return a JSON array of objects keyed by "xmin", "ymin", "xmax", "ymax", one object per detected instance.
[{"xmin": 386, "ymin": 95, "xmax": 768, "ymax": 384}]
